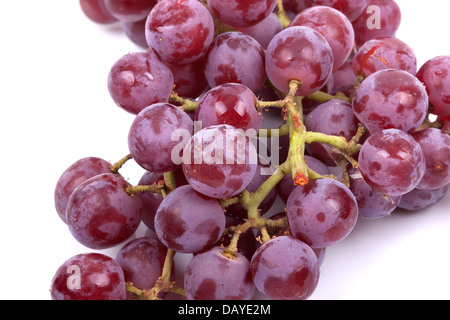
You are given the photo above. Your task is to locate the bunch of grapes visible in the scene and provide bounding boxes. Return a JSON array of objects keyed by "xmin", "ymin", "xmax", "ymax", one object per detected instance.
[{"xmin": 50, "ymin": 0, "xmax": 450, "ymax": 300}]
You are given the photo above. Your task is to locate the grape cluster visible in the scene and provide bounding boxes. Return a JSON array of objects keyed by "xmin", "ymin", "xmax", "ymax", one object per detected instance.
[{"xmin": 51, "ymin": 0, "xmax": 450, "ymax": 300}]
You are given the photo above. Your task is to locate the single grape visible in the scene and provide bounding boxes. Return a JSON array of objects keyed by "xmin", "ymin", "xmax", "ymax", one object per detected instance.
[
  {"xmin": 286, "ymin": 178, "xmax": 359, "ymax": 248},
  {"xmin": 237, "ymin": 13, "xmax": 283, "ymax": 49},
  {"xmin": 185, "ymin": 246, "xmax": 255, "ymax": 300},
  {"xmin": 195, "ymin": 83, "xmax": 263, "ymax": 132},
  {"xmin": 137, "ymin": 171, "xmax": 164, "ymax": 231},
  {"xmin": 182, "ymin": 125, "xmax": 258, "ymax": 199},
  {"xmin": 290, "ymin": 6, "xmax": 355, "ymax": 71},
  {"xmin": 154, "ymin": 185, "xmax": 226, "ymax": 253},
  {"xmin": 66, "ymin": 173, "xmax": 143, "ymax": 250},
  {"xmin": 277, "ymin": 155, "xmax": 330, "ymax": 202},
  {"xmin": 265, "ymin": 26, "xmax": 334, "ymax": 96},
  {"xmin": 50, "ymin": 253, "xmax": 126, "ymax": 300},
  {"xmin": 203, "ymin": 32, "xmax": 267, "ymax": 92},
  {"xmin": 398, "ymin": 186, "xmax": 448, "ymax": 211},
  {"xmin": 168, "ymin": 58, "xmax": 209, "ymax": 100},
  {"xmin": 329, "ymin": 59, "xmax": 357, "ymax": 93},
  {"xmin": 284, "ymin": 0, "xmax": 312, "ymax": 13},
  {"xmin": 416, "ymin": 55, "xmax": 450, "ymax": 117},
  {"xmin": 107, "ymin": 51, "xmax": 174, "ymax": 115},
  {"xmin": 145, "ymin": 0, "xmax": 215, "ymax": 65},
  {"xmin": 116, "ymin": 237, "xmax": 169, "ymax": 298},
  {"xmin": 348, "ymin": 167, "xmax": 401, "ymax": 219},
  {"xmin": 358, "ymin": 129, "xmax": 426, "ymax": 196},
  {"xmin": 207, "ymin": 0, "xmax": 277, "ymax": 28},
  {"xmin": 353, "ymin": 37, "xmax": 417, "ymax": 77},
  {"xmin": 122, "ymin": 19, "xmax": 148, "ymax": 48},
  {"xmin": 352, "ymin": 69, "xmax": 428, "ymax": 134},
  {"xmin": 54, "ymin": 157, "xmax": 113, "ymax": 223},
  {"xmin": 411, "ymin": 128, "xmax": 450, "ymax": 191},
  {"xmin": 105, "ymin": 0, "xmax": 157, "ymax": 22},
  {"xmin": 352, "ymin": 0, "xmax": 401, "ymax": 47},
  {"xmin": 128, "ymin": 103, "xmax": 194, "ymax": 173},
  {"xmin": 79, "ymin": 0, "xmax": 118, "ymax": 24},
  {"xmin": 250, "ymin": 236, "xmax": 320, "ymax": 300},
  {"xmin": 310, "ymin": 0, "xmax": 368, "ymax": 22},
  {"xmin": 305, "ymin": 99, "xmax": 360, "ymax": 165}
]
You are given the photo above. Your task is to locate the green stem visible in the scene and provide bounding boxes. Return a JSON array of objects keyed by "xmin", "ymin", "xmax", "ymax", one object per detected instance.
[
  {"xmin": 109, "ymin": 154, "xmax": 132, "ymax": 174},
  {"xmin": 163, "ymin": 171, "xmax": 176, "ymax": 193},
  {"xmin": 306, "ymin": 90, "xmax": 352, "ymax": 104},
  {"xmin": 276, "ymin": 0, "xmax": 291, "ymax": 28},
  {"xmin": 170, "ymin": 91, "xmax": 198, "ymax": 112},
  {"xmin": 125, "ymin": 182, "xmax": 164, "ymax": 196}
]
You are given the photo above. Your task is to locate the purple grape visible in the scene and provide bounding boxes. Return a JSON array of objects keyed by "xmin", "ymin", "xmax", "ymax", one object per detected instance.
[
  {"xmin": 145, "ymin": 0, "xmax": 215, "ymax": 65},
  {"xmin": 203, "ymin": 32, "xmax": 267, "ymax": 92},
  {"xmin": 290, "ymin": 6, "xmax": 355, "ymax": 71},
  {"xmin": 411, "ymin": 128, "xmax": 450, "ymax": 191},
  {"xmin": 398, "ymin": 186, "xmax": 448, "ymax": 211},
  {"xmin": 330, "ymin": 59, "xmax": 357, "ymax": 93},
  {"xmin": 66, "ymin": 173, "xmax": 143, "ymax": 249},
  {"xmin": 79, "ymin": 0, "xmax": 118, "ymax": 24},
  {"xmin": 154, "ymin": 185, "xmax": 226, "ymax": 253},
  {"xmin": 353, "ymin": 37, "xmax": 417, "ymax": 77},
  {"xmin": 195, "ymin": 83, "xmax": 263, "ymax": 132},
  {"xmin": 305, "ymin": 99, "xmax": 360, "ymax": 165},
  {"xmin": 416, "ymin": 55, "xmax": 450, "ymax": 117},
  {"xmin": 185, "ymin": 246, "xmax": 254, "ymax": 300},
  {"xmin": 54, "ymin": 157, "xmax": 113, "ymax": 223},
  {"xmin": 237, "ymin": 13, "xmax": 283, "ymax": 49},
  {"xmin": 107, "ymin": 51, "xmax": 174, "ymax": 115},
  {"xmin": 277, "ymin": 155, "xmax": 330, "ymax": 202},
  {"xmin": 352, "ymin": 0, "xmax": 401, "ymax": 47},
  {"xmin": 137, "ymin": 171, "xmax": 164, "ymax": 231},
  {"xmin": 352, "ymin": 69, "xmax": 428, "ymax": 134},
  {"xmin": 182, "ymin": 125, "xmax": 258, "ymax": 199},
  {"xmin": 286, "ymin": 178, "xmax": 359, "ymax": 248},
  {"xmin": 50, "ymin": 253, "xmax": 126, "ymax": 300},
  {"xmin": 116, "ymin": 237, "xmax": 168, "ymax": 298},
  {"xmin": 348, "ymin": 167, "xmax": 401, "ymax": 219},
  {"xmin": 358, "ymin": 129, "xmax": 426, "ymax": 196},
  {"xmin": 105, "ymin": 0, "xmax": 156, "ymax": 22},
  {"xmin": 128, "ymin": 103, "xmax": 194, "ymax": 173},
  {"xmin": 250, "ymin": 236, "xmax": 320, "ymax": 300},
  {"xmin": 265, "ymin": 26, "xmax": 334, "ymax": 96},
  {"xmin": 207, "ymin": 0, "xmax": 277, "ymax": 28}
]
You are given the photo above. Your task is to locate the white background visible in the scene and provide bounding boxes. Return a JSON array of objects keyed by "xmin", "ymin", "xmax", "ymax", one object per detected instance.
[{"xmin": 0, "ymin": 1, "xmax": 449, "ymax": 300}]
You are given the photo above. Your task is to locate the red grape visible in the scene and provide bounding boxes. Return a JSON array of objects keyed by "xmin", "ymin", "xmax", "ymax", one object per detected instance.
[
  {"xmin": 286, "ymin": 178, "xmax": 359, "ymax": 248},
  {"xmin": 352, "ymin": 69, "xmax": 428, "ymax": 134},
  {"xmin": 105, "ymin": 0, "xmax": 157, "ymax": 22},
  {"xmin": 128, "ymin": 103, "xmax": 194, "ymax": 173},
  {"xmin": 358, "ymin": 129, "xmax": 426, "ymax": 196},
  {"xmin": 66, "ymin": 173, "xmax": 143, "ymax": 249},
  {"xmin": 237, "ymin": 13, "xmax": 283, "ymax": 49},
  {"xmin": 51, "ymin": 253, "xmax": 126, "ymax": 300},
  {"xmin": 107, "ymin": 51, "xmax": 174, "ymax": 115},
  {"xmin": 398, "ymin": 186, "xmax": 448, "ymax": 212},
  {"xmin": 265, "ymin": 26, "xmax": 334, "ymax": 96},
  {"xmin": 184, "ymin": 246, "xmax": 255, "ymax": 300},
  {"xmin": 310, "ymin": 0, "xmax": 368, "ymax": 22},
  {"xmin": 79, "ymin": 0, "xmax": 118, "ymax": 24},
  {"xmin": 154, "ymin": 185, "xmax": 226, "ymax": 253},
  {"xmin": 250, "ymin": 236, "xmax": 320, "ymax": 300},
  {"xmin": 145, "ymin": 0, "xmax": 215, "ymax": 64}
]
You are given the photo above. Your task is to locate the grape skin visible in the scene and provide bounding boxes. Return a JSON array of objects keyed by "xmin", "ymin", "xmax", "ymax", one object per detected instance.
[
  {"xmin": 145, "ymin": 0, "xmax": 215, "ymax": 65},
  {"xmin": 154, "ymin": 185, "xmax": 226, "ymax": 254},
  {"xmin": 184, "ymin": 246, "xmax": 255, "ymax": 300},
  {"xmin": 107, "ymin": 51, "xmax": 174, "ymax": 115},
  {"xmin": 286, "ymin": 178, "xmax": 359, "ymax": 248},
  {"xmin": 79, "ymin": 0, "xmax": 118, "ymax": 24},
  {"xmin": 398, "ymin": 187, "xmax": 448, "ymax": 212},
  {"xmin": 105, "ymin": 0, "xmax": 157, "ymax": 22},
  {"xmin": 203, "ymin": 32, "xmax": 267, "ymax": 92},
  {"xmin": 358, "ymin": 129, "xmax": 426, "ymax": 197},
  {"xmin": 250, "ymin": 236, "xmax": 320, "ymax": 300},
  {"xmin": 182, "ymin": 125, "xmax": 258, "ymax": 199},
  {"xmin": 237, "ymin": 12, "xmax": 283, "ymax": 49},
  {"xmin": 310, "ymin": 0, "xmax": 368, "ymax": 22},
  {"xmin": 50, "ymin": 253, "xmax": 126, "ymax": 300},
  {"xmin": 352, "ymin": 69, "xmax": 428, "ymax": 134},
  {"xmin": 54, "ymin": 157, "xmax": 112, "ymax": 223},
  {"xmin": 128, "ymin": 103, "xmax": 194, "ymax": 173},
  {"xmin": 66, "ymin": 173, "xmax": 143, "ymax": 250},
  {"xmin": 265, "ymin": 26, "xmax": 334, "ymax": 96}
]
